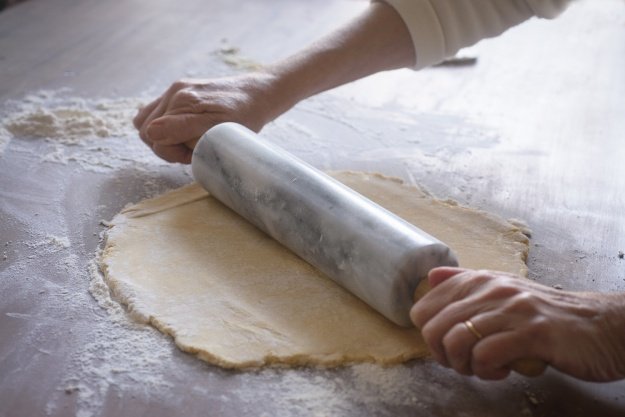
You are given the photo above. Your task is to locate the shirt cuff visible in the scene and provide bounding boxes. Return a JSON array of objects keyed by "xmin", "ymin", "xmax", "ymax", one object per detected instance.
[
  {"xmin": 526, "ymin": 0, "xmax": 569, "ymax": 18},
  {"xmin": 382, "ymin": 0, "xmax": 446, "ymax": 69}
]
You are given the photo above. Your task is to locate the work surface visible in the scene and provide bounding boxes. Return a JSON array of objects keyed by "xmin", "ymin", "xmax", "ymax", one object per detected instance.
[{"xmin": 1, "ymin": 0, "xmax": 625, "ymax": 416}]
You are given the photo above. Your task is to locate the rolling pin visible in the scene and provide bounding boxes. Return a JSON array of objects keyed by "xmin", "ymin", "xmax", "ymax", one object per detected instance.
[
  {"xmin": 191, "ymin": 122, "xmax": 546, "ymax": 376},
  {"xmin": 191, "ymin": 122, "xmax": 457, "ymax": 327}
]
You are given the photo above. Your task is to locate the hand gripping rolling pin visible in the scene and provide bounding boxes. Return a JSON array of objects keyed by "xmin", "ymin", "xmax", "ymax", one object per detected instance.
[{"xmin": 191, "ymin": 123, "xmax": 546, "ymax": 376}]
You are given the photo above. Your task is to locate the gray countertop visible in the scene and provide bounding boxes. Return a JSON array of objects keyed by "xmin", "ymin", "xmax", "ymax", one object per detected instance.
[{"xmin": 1, "ymin": 0, "xmax": 625, "ymax": 416}]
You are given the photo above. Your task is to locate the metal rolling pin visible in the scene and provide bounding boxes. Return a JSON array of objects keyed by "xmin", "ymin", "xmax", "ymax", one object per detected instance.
[{"xmin": 191, "ymin": 122, "xmax": 458, "ymax": 327}]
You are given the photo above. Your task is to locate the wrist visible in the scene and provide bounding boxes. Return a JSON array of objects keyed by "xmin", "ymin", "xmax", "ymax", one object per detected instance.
[
  {"xmin": 254, "ymin": 66, "xmax": 306, "ymax": 124},
  {"xmin": 251, "ymin": 0, "xmax": 415, "ymax": 127},
  {"xmin": 222, "ymin": 70, "xmax": 296, "ymax": 131},
  {"xmin": 571, "ymin": 291, "xmax": 625, "ymax": 381}
]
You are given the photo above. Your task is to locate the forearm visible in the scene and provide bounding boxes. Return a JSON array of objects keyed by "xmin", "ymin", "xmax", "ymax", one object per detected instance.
[
  {"xmin": 135, "ymin": 0, "xmax": 571, "ymax": 164},
  {"xmin": 261, "ymin": 1, "xmax": 414, "ymax": 121},
  {"xmin": 258, "ymin": 0, "xmax": 570, "ymax": 123}
]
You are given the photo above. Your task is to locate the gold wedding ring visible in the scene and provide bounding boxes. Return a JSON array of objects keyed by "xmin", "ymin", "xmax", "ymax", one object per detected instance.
[{"xmin": 464, "ymin": 320, "xmax": 483, "ymax": 340}]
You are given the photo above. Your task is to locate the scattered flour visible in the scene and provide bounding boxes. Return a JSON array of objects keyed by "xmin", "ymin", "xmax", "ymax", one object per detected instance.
[
  {"xmin": 228, "ymin": 364, "xmax": 429, "ymax": 416},
  {"xmin": 0, "ymin": 89, "xmax": 167, "ymax": 171},
  {"xmin": 44, "ymin": 260, "xmax": 177, "ymax": 417},
  {"xmin": 3, "ymin": 90, "xmax": 137, "ymax": 144},
  {"xmin": 25, "ymin": 234, "xmax": 71, "ymax": 253},
  {"xmin": 3, "ymin": 90, "xmax": 142, "ymax": 145},
  {"xmin": 0, "ymin": 126, "xmax": 10, "ymax": 154},
  {"xmin": 87, "ymin": 259, "xmax": 127, "ymax": 322},
  {"xmin": 349, "ymin": 364, "xmax": 423, "ymax": 408},
  {"xmin": 215, "ymin": 42, "xmax": 263, "ymax": 71},
  {"xmin": 7, "ymin": 106, "xmax": 109, "ymax": 142}
]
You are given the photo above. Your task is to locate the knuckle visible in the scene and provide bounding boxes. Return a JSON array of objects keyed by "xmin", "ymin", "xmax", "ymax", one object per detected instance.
[
  {"xmin": 409, "ymin": 306, "xmax": 428, "ymax": 329},
  {"xmin": 171, "ymin": 90, "xmax": 209, "ymax": 114},
  {"xmin": 489, "ymin": 282, "xmax": 523, "ymax": 300},
  {"xmin": 419, "ymin": 323, "xmax": 437, "ymax": 346},
  {"xmin": 473, "ymin": 269, "xmax": 494, "ymax": 280},
  {"xmin": 442, "ymin": 330, "xmax": 464, "ymax": 360},
  {"xmin": 504, "ymin": 292, "xmax": 540, "ymax": 314},
  {"xmin": 469, "ymin": 270, "xmax": 496, "ymax": 287},
  {"xmin": 526, "ymin": 316, "xmax": 550, "ymax": 340},
  {"xmin": 170, "ymin": 80, "xmax": 189, "ymax": 91},
  {"xmin": 172, "ymin": 89, "xmax": 196, "ymax": 103}
]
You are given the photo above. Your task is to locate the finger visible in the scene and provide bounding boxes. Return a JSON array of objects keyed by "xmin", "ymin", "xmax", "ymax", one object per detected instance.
[
  {"xmin": 410, "ymin": 270, "xmax": 483, "ymax": 329},
  {"xmin": 147, "ymin": 114, "xmax": 217, "ymax": 146},
  {"xmin": 471, "ymin": 331, "xmax": 533, "ymax": 380},
  {"xmin": 139, "ymin": 82, "xmax": 188, "ymax": 142},
  {"xmin": 152, "ymin": 143, "xmax": 193, "ymax": 164},
  {"xmin": 421, "ymin": 304, "xmax": 503, "ymax": 368},
  {"xmin": 133, "ymin": 97, "xmax": 161, "ymax": 130},
  {"xmin": 469, "ymin": 310, "xmax": 549, "ymax": 380},
  {"xmin": 441, "ymin": 321, "xmax": 482, "ymax": 375},
  {"xmin": 412, "ymin": 269, "xmax": 522, "ymax": 329},
  {"xmin": 440, "ymin": 310, "xmax": 515, "ymax": 375},
  {"xmin": 140, "ymin": 97, "xmax": 170, "ymax": 142},
  {"xmin": 428, "ymin": 267, "xmax": 469, "ymax": 288}
]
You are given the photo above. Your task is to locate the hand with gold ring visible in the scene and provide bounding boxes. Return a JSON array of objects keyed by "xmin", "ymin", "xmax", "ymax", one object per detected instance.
[{"xmin": 410, "ymin": 267, "xmax": 625, "ymax": 382}]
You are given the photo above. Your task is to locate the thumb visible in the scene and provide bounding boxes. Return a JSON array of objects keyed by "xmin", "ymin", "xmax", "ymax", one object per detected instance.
[
  {"xmin": 428, "ymin": 267, "xmax": 468, "ymax": 288},
  {"xmin": 146, "ymin": 114, "xmax": 215, "ymax": 145}
]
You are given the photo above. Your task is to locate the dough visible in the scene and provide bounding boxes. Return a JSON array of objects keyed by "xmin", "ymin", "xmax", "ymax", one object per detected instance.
[{"xmin": 99, "ymin": 172, "xmax": 529, "ymax": 369}]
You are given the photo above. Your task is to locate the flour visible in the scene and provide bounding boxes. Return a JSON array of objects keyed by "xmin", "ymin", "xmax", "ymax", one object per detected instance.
[
  {"xmin": 0, "ymin": 90, "xmax": 167, "ymax": 171},
  {"xmin": 6, "ymin": 106, "xmax": 110, "ymax": 142},
  {"xmin": 230, "ymin": 365, "xmax": 426, "ymax": 416},
  {"xmin": 2, "ymin": 178, "xmax": 194, "ymax": 417},
  {"xmin": 44, "ymin": 259, "xmax": 177, "ymax": 417},
  {"xmin": 3, "ymin": 90, "xmax": 136, "ymax": 144},
  {"xmin": 25, "ymin": 234, "xmax": 71, "ymax": 253},
  {"xmin": 0, "ymin": 126, "xmax": 10, "ymax": 154},
  {"xmin": 215, "ymin": 43, "xmax": 263, "ymax": 71},
  {"xmin": 1, "ymin": 104, "xmax": 191, "ymax": 415},
  {"xmin": 88, "ymin": 259, "xmax": 126, "ymax": 321},
  {"xmin": 349, "ymin": 364, "xmax": 423, "ymax": 407}
]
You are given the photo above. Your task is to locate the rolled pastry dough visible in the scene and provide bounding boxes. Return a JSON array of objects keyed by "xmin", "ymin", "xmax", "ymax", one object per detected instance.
[{"xmin": 99, "ymin": 171, "xmax": 529, "ymax": 368}]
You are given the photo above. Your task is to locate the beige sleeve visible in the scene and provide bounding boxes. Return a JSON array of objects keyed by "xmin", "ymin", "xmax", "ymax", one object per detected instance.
[{"xmin": 382, "ymin": 0, "xmax": 571, "ymax": 68}]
